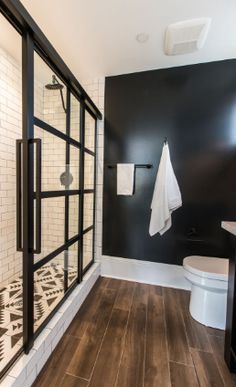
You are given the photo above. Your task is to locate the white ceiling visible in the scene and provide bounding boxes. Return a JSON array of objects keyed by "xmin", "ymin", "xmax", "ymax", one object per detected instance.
[{"xmin": 19, "ymin": 0, "xmax": 236, "ymax": 80}]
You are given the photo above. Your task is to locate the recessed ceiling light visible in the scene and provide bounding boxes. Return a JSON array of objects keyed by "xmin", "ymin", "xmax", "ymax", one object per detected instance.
[{"xmin": 136, "ymin": 33, "xmax": 149, "ymax": 43}]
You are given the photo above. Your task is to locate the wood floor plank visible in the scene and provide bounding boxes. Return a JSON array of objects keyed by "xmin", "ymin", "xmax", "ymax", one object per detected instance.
[
  {"xmin": 206, "ymin": 326, "xmax": 225, "ymax": 338},
  {"xmin": 66, "ymin": 280, "xmax": 105, "ymax": 339},
  {"xmin": 163, "ymin": 287, "xmax": 193, "ymax": 366},
  {"xmin": 132, "ymin": 282, "xmax": 149, "ymax": 308},
  {"xmin": 191, "ymin": 349, "xmax": 225, "ymax": 387},
  {"xmin": 144, "ymin": 286, "xmax": 171, "ymax": 387},
  {"xmin": 116, "ymin": 283, "xmax": 149, "ymax": 387},
  {"xmin": 89, "ymin": 308, "xmax": 129, "ymax": 387},
  {"xmin": 67, "ymin": 288, "xmax": 117, "ymax": 380},
  {"xmin": 176, "ymin": 289, "xmax": 212, "ymax": 352},
  {"xmin": 106, "ymin": 278, "xmax": 122, "ymax": 290},
  {"xmin": 34, "ymin": 334, "xmax": 80, "ymax": 387},
  {"xmin": 114, "ymin": 280, "xmax": 136, "ymax": 311},
  {"xmin": 96, "ymin": 276, "xmax": 111, "ymax": 288},
  {"xmin": 208, "ymin": 334, "xmax": 236, "ymax": 387},
  {"xmin": 170, "ymin": 362, "xmax": 199, "ymax": 387},
  {"xmin": 149, "ymin": 284, "xmax": 163, "ymax": 296},
  {"xmin": 60, "ymin": 374, "xmax": 88, "ymax": 387}
]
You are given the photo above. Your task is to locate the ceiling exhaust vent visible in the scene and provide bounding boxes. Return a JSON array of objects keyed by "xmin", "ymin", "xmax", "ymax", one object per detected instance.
[{"xmin": 164, "ymin": 18, "xmax": 211, "ymax": 56}]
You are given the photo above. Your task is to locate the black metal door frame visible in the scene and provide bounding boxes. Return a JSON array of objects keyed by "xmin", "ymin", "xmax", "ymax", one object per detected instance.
[
  {"xmin": 22, "ymin": 30, "xmax": 35, "ymax": 353},
  {"xmin": 28, "ymin": 47, "xmax": 98, "ymax": 347},
  {"xmin": 0, "ymin": 0, "xmax": 101, "ymax": 377}
]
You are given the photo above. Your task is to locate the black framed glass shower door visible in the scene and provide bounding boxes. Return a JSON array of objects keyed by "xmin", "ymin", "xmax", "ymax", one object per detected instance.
[
  {"xmin": 0, "ymin": 0, "xmax": 100, "ymax": 377},
  {"xmin": 20, "ymin": 38, "xmax": 97, "ymax": 353}
]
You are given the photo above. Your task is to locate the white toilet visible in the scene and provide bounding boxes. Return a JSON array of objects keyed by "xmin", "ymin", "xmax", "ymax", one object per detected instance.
[{"xmin": 183, "ymin": 256, "xmax": 229, "ymax": 330}]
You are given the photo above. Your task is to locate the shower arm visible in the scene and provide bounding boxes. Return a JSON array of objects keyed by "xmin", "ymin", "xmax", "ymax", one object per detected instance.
[
  {"xmin": 53, "ymin": 75, "xmax": 67, "ymax": 114},
  {"xmin": 59, "ymin": 87, "xmax": 67, "ymax": 114}
]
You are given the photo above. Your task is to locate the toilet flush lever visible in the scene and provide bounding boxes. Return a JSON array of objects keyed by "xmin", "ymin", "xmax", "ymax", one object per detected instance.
[
  {"xmin": 187, "ymin": 227, "xmax": 197, "ymax": 237},
  {"xmin": 187, "ymin": 227, "xmax": 204, "ymax": 242}
]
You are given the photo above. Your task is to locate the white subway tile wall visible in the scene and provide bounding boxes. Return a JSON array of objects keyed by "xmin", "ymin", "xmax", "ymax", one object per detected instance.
[
  {"xmin": 83, "ymin": 193, "xmax": 94, "ymax": 230},
  {"xmin": 83, "ymin": 229, "xmax": 93, "ymax": 269},
  {"xmin": 81, "ymin": 78, "xmax": 104, "ymax": 265},
  {"xmin": 0, "ymin": 47, "xmax": 22, "ymax": 286}
]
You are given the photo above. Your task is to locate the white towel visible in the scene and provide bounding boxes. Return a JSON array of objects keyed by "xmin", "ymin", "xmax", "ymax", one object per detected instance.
[
  {"xmin": 149, "ymin": 144, "xmax": 182, "ymax": 236},
  {"xmin": 117, "ymin": 163, "xmax": 135, "ymax": 195}
]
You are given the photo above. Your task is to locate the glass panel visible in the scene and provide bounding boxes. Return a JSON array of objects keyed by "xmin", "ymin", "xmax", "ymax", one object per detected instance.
[
  {"xmin": 70, "ymin": 145, "xmax": 80, "ymax": 190},
  {"xmin": 35, "ymin": 197, "xmax": 65, "ymax": 263},
  {"xmin": 83, "ymin": 230, "xmax": 93, "ymax": 269},
  {"xmin": 34, "ymin": 126, "xmax": 66, "ymax": 191},
  {"xmin": 85, "ymin": 111, "xmax": 95, "ymax": 152},
  {"xmin": 34, "ymin": 254, "xmax": 65, "ymax": 331},
  {"xmin": 69, "ymin": 195, "xmax": 79, "ymax": 239},
  {"xmin": 70, "ymin": 93, "xmax": 80, "ymax": 142},
  {"xmin": 34, "ymin": 51, "xmax": 67, "ymax": 132},
  {"xmin": 66, "ymin": 243, "xmax": 78, "ymax": 287},
  {"xmin": 83, "ymin": 194, "xmax": 94, "ymax": 230},
  {"xmin": 84, "ymin": 152, "xmax": 94, "ymax": 190},
  {"xmin": 0, "ymin": 12, "xmax": 23, "ymax": 372}
]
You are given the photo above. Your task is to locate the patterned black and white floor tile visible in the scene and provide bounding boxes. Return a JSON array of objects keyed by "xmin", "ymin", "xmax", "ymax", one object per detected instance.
[{"xmin": 0, "ymin": 264, "xmax": 77, "ymax": 373}]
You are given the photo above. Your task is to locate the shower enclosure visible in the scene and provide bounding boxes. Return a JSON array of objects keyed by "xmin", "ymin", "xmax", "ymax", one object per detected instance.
[{"xmin": 0, "ymin": 0, "xmax": 101, "ymax": 378}]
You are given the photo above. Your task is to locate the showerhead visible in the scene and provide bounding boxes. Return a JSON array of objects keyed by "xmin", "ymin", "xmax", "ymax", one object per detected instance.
[
  {"xmin": 45, "ymin": 75, "xmax": 64, "ymax": 90},
  {"xmin": 45, "ymin": 75, "xmax": 67, "ymax": 113},
  {"xmin": 45, "ymin": 83, "xmax": 63, "ymax": 90}
]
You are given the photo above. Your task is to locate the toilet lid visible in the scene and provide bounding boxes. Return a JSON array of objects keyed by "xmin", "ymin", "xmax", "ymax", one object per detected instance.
[{"xmin": 183, "ymin": 256, "xmax": 229, "ymax": 281}]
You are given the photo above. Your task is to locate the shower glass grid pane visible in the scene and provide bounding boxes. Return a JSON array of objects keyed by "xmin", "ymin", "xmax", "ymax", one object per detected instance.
[{"xmin": 34, "ymin": 52, "xmax": 67, "ymax": 133}]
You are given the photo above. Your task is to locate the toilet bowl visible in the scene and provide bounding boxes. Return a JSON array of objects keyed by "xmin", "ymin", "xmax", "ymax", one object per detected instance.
[{"xmin": 183, "ymin": 256, "xmax": 229, "ymax": 330}]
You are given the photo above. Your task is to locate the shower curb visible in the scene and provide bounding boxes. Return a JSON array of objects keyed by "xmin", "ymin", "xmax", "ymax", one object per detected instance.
[{"xmin": 2, "ymin": 262, "xmax": 101, "ymax": 387}]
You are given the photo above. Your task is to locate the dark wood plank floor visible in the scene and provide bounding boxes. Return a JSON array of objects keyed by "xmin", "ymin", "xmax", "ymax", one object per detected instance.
[{"xmin": 34, "ymin": 277, "xmax": 236, "ymax": 387}]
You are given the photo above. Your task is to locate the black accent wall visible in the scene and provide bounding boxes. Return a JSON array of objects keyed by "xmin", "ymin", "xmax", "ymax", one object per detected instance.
[{"xmin": 103, "ymin": 60, "xmax": 236, "ymax": 265}]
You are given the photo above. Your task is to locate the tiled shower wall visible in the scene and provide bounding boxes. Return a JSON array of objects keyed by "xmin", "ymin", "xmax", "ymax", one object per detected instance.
[
  {"xmin": 0, "ymin": 47, "xmax": 22, "ymax": 286},
  {"xmin": 0, "ymin": 44, "xmax": 105, "ymax": 287},
  {"xmin": 81, "ymin": 78, "xmax": 105, "ymax": 264},
  {"xmin": 0, "ymin": 47, "xmax": 45, "ymax": 286}
]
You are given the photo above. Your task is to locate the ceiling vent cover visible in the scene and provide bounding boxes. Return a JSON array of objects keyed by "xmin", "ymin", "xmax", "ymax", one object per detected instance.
[{"xmin": 164, "ymin": 18, "xmax": 211, "ymax": 56}]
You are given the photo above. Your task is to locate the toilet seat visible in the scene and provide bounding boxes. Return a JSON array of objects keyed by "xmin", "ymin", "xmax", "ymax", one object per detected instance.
[{"xmin": 183, "ymin": 256, "xmax": 228, "ymax": 281}]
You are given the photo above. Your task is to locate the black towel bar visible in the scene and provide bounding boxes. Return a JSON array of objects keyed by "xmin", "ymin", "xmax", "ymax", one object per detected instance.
[{"xmin": 107, "ymin": 164, "xmax": 153, "ymax": 169}]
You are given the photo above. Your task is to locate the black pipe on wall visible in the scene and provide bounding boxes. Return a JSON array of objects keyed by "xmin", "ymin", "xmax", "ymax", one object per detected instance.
[{"xmin": 103, "ymin": 60, "xmax": 236, "ymax": 265}]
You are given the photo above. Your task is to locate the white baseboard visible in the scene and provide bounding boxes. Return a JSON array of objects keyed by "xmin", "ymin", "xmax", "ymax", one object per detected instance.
[
  {"xmin": 3, "ymin": 263, "xmax": 101, "ymax": 387},
  {"xmin": 101, "ymin": 255, "xmax": 190, "ymax": 290}
]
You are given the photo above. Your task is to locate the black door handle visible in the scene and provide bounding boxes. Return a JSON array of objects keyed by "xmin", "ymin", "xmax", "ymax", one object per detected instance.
[
  {"xmin": 33, "ymin": 138, "xmax": 41, "ymax": 254},
  {"xmin": 16, "ymin": 139, "xmax": 41, "ymax": 254},
  {"xmin": 16, "ymin": 139, "xmax": 23, "ymax": 251}
]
